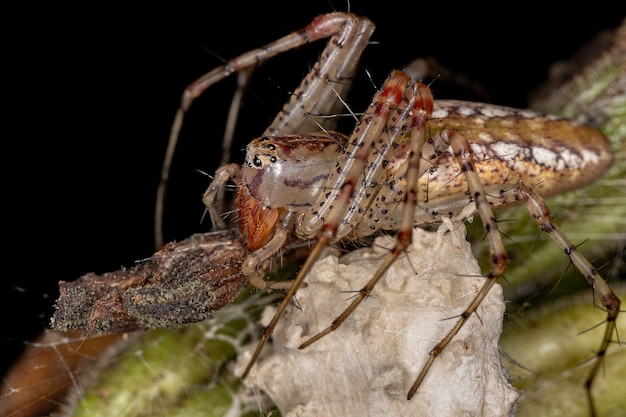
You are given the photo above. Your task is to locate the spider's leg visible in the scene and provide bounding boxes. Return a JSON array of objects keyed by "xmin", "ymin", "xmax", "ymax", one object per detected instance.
[
  {"xmin": 297, "ymin": 73, "xmax": 434, "ymax": 347},
  {"xmin": 516, "ymin": 182, "xmax": 620, "ymax": 417},
  {"xmin": 157, "ymin": 13, "xmax": 374, "ymax": 247},
  {"xmin": 241, "ymin": 69, "xmax": 410, "ymax": 379},
  {"xmin": 407, "ymin": 128, "xmax": 509, "ymax": 399}
]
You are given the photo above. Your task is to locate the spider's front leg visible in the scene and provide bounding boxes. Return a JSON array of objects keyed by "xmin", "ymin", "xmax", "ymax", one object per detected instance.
[
  {"xmin": 157, "ymin": 12, "xmax": 375, "ymax": 247},
  {"xmin": 298, "ymin": 74, "xmax": 434, "ymax": 347},
  {"xmin": 239, "ymin": 70, "xmax": 418, "ymax": 379}
]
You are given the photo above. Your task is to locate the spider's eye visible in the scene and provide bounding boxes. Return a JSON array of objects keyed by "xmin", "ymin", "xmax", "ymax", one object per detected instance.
[
  {"xmin": 253, "ymin": 156, "xmax": 262, "ymax": 167},
  {"xmin": 267, "ymin": 144, "xmax": 276, "ymax": 150},
  {"xmin": 269, "ymin": 156, "xmax": 277, "ymax": 163}
]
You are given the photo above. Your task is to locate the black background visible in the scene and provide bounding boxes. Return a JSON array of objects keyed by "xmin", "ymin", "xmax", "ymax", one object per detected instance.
[{"xmin": 3, "ymin": 2, "xmax": 624, "ymax": 377}]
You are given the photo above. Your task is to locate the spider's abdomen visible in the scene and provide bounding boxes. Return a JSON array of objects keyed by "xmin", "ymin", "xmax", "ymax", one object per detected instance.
[{"xmin": 427, "ymin": 100, "xmax": 613, "ymax": 199}]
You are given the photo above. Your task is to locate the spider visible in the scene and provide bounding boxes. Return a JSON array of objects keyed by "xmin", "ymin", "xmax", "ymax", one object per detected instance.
[{"xmin": 158, "ymin": 12, "xmax": 620, "ymax": 415}]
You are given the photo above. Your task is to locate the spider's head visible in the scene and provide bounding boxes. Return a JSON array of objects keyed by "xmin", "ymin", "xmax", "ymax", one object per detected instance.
[{"xmin": 241, "ymin": 133, "xmax": 345, "ymax": 212}]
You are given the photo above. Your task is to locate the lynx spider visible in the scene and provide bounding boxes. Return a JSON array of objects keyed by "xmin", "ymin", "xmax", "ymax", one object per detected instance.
[{"xmin": 158, "ymin": 12, "xmax": 620, "ymax": 414}]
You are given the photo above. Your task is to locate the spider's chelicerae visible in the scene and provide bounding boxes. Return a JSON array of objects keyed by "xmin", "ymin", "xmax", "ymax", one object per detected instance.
[{"xmin": 158, "ymin": 12, "xmax": 620, "ymax": 416}]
